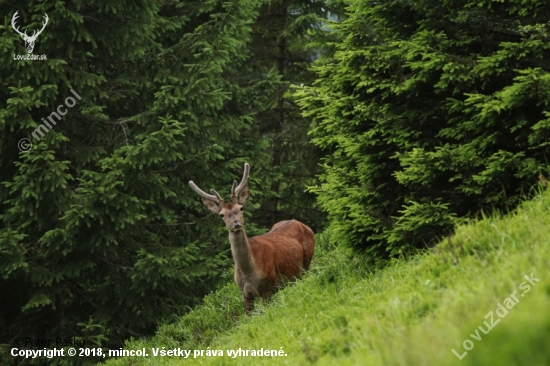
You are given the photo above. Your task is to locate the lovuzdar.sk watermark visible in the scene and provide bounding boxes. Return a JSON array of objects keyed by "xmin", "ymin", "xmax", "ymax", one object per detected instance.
[
  {"xmin": 451, "ymin": 272, "xmax": 540, "ymax": 360},
  {"xmin": 12, "ymin": 10, "xmax": 48, "ymax": 60}
]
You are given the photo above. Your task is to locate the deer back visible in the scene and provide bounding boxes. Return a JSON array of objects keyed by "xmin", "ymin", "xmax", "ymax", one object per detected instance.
[{"xmin": 248, "ymin": 220, "xmax": 315, "ymax": 282}]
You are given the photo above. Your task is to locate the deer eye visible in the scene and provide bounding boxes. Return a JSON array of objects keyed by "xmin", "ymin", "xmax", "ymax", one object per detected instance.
[
  {"xmin": 239, "ymin": 207, "xmax": 244, "ymax": 211},
  {"xmin": 219, "ymin": 214, "xmax": 224, "ymax": 217}
]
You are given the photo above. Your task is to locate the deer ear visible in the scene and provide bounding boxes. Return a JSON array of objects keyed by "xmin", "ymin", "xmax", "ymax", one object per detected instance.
[
  {"xmin": 202, "ymin": 199, "xmax": 221, "ymax": 214},
  {"xmin": 237, "ymin": 185, "xmax": 249, "ymax": 205}
]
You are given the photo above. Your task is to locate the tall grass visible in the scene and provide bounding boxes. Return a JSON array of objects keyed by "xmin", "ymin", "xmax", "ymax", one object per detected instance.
[{"xmin": 104, "ymin": 189, "xmax": 550, "ymax": 365}]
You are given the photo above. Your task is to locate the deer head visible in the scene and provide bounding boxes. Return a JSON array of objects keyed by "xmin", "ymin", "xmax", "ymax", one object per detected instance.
[
  {"xmin": 189, "ymin": 163, "xmax": 250, "ymax": 232},
  {"xmin": 12, "ymin": 11, "xmax": 49, "ymax": 54}
]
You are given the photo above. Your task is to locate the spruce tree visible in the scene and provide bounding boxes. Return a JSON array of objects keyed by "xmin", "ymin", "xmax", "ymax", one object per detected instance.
[
  {"xmin": 0, "ymin": 0, "xmax": 271, "ymax": 360},
  {"xmin": 296, "ymin": 0, "xmax": 550, "ymax": 259}
]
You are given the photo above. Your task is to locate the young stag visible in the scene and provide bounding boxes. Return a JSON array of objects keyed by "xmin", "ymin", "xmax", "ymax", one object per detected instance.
[{"xmin": 189, "ymin": 163, "xmax": 315, "ymax": 313}]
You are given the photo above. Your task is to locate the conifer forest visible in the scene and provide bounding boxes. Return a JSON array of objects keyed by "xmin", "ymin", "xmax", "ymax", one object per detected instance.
[{"xmin": 1, "ymin": 1, "xmax": 549, "ymax": 365}]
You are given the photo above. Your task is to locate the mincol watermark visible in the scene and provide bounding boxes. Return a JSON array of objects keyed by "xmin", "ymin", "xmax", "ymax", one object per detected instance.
[
  {"xmin": 12, "ymin": 11, "xmax": 48, "ymax": 60},
  {"xmin": 18, "ymin": 89, "xmax": 82, "ymax": 152},
  {"xmin": 451, "ymin": 272, "xmax": 540, "ymax": 360}
]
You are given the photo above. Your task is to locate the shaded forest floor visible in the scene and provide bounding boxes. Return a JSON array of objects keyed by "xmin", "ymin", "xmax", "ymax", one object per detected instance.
[{"xmin": 104, "ymin": 189, "xmax": 550, "ymax": 366}]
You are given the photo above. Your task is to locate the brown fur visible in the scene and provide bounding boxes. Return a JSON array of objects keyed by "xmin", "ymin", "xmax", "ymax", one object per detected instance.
[{"xmin": 232, "ymin": 219, "xmax": 315, "ymax": 312}]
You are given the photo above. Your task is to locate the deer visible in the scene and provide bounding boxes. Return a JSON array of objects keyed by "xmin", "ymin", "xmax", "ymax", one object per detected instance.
[
  {"xmin": 189, "ymin": 163, "xmax": 315, "ymax": 313},
  {"xmin": 12, "ymin": 11, "xmax": 49, "ymax": 54}
]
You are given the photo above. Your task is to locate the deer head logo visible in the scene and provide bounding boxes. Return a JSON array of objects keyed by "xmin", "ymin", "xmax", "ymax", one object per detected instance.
[{"xmin": 12, "ymin": 11, "xmax": 49, "ymax": 54}]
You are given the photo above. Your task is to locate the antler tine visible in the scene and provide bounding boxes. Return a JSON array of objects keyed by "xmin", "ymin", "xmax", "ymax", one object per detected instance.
[
  {"xmin": 230, "ymin": 180, "xmax": 238, "ymax": 197},
  {"xmin": 210, "ymin": 189, "xmax": 223, "ymax": 202},
  {"xmin": 232, "ymin": 163, "xmax": 250, "ymax": 197},
  {"xmin": 189, "ymin": 181, "xmax": 220, "ymax": 202}
]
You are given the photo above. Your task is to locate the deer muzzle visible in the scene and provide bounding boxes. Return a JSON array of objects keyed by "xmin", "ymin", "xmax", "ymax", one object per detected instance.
[{"xmin": 231, "ymin": 220, "xmax": 242, "ymax": 231}]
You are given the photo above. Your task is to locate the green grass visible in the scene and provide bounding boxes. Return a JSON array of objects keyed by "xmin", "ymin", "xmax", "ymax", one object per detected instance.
[{"xmin": 104, "ymin": 189, "xmax": 550, "ymax": 366}]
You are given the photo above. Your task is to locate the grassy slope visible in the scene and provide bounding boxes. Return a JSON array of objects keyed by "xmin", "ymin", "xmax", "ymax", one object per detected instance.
[{"xmin": 105, "ymin": 189, "xmax": 550, "ymax": 366}]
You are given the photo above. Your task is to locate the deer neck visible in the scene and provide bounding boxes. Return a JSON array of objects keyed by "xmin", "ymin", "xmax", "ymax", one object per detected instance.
[{"xmin": 228, "ymin": 228, "xmax": 257, "ymax": 278}]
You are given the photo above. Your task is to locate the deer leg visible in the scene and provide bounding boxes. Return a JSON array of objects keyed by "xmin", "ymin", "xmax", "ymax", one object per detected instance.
[
  {"xmin": 242, "ymin": 294, "xmax": 255, "ymax": 314},
  {"xmin": 260, "ymin": 290, "xmax": 273, "ymax": 302}
]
